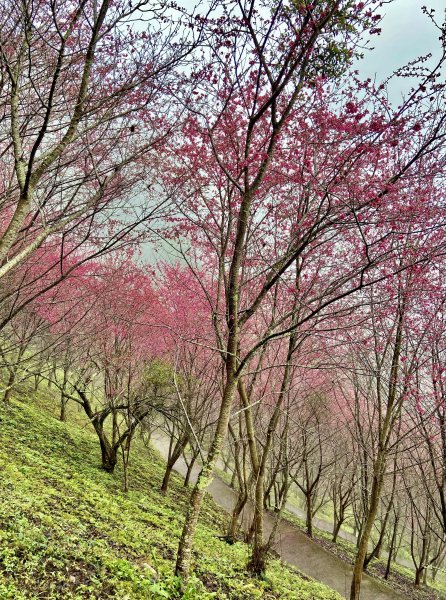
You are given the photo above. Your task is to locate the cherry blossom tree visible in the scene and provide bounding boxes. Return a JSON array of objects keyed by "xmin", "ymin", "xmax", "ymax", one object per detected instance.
[
  {"xmin": 36, "ymin": 254, "xmax": 164, "ymax": 473},
  {"xmin": 154, "ymin": 265, "xmax": 222, "ymax": 493},
  {"xmin": 332, "ymin": 259, "xmax": 444, "ymax": 599},
  {"xmin": 0, "ymin": 0, "xmax": 203, "ymax": 328},
  {"xmin": 166, "ymin": 0, "xmax": 446, "ymax": 577}
]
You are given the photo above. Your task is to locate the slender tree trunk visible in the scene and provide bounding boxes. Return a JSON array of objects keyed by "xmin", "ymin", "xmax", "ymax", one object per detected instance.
[
  {"xmin": 226, "ymin": 424, "xmax": 249, "ymax": 542},
  {"xmin": 60, "ymin": 395, "xmax": 67, "ymax": 422},
  {"xmin": 332, "ymin": 520, "xmax": 342, "ymax": 543},
  {"xmin": 264, "ymin": 466, "xmax": 279, "ymax": 509},
  {"xmin": 350, "ymin": 456, "xmax": 385, "ymax": 600},
  {"xmin": 3, "ymin": 369, "xmax": 15, "ymax": 403},
  {"xmin": 33, "ymin": 351, "xmax": 45, "ymax": 391},
  {"xmin": 112, "ymin": 409, "xmax": 118, "ymax": 447},
  {"xmin": 184, "ymin": 452, "xmax": 197, "ymax": 487},
  {"xmin": 272, "ymin": 482, "xmax": 278, "ymax": 510},
  {"xmin": 161, "ymin": 435, "xmax": 188, "ymax": 493},
  {"xmin": 332, "ymin": 499, "xmax": 347, "ymax": 543},
  {"xmin": 222, "ymin": 451, "xmax": 231, "ymax": 474},
  {"xmin": 384, "ymin": 516, "xmax": 399, "ymax": 579},
  {"xmin": 175, "ymin": 171, "xmax": 249, "ymax": 578},
  {"xmin": 230, "ymin": 467, "xmax": 236, "ymax": 488},
  {"xmin": 277, "ymin": 478, "xmax": 287, "ymax": 509},
  {"xmin": 227, "ymin": 492, "xmax": 248, "ymax": 543},
  {"xmin": 351, "ymin": 305, "xmax": 404, "ymax": 600},
  {"xmin": 175, "ymin": 376, "xmax": 237, "ymax": 579},
  {"xmin": 245, "ymin": 518, "xmax": 255, "ymax": 544},
  {"xmin": 59, "ymin": 367, "xmax": 69, "ymax": 422},
  {"xmin": 161, "ymin": 463, "xmax": 175, "ymax": 493},
  {"xmin": 47, "ymin": 359, "xmax": 57, "ymax": 388},
  {"xmin": 122, "ymin": 434, "xmax": 132, "ymax": 493},
  {"xmin": 264, "ymin": 477, "xmax": 291, "ymax": 554},
  {"xmin": 306, "ymin": 492, "xmax": 313, "ymax": 538},
  {"xmin": 365, "ymin": 460, "xmax": 397, "ymax": 568},
  {"xmin": 246, "ymin": 337, "xmax": 296, "ymax": 576}
]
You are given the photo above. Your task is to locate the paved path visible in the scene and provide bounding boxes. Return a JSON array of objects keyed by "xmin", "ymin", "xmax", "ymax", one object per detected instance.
[
  {"xmin": 152, "ymin": 435, "xmax": 403, "ymax": 600},
  {"xmin": 284, "ymin": 500, "xmax": 419, "ymax": 573}
]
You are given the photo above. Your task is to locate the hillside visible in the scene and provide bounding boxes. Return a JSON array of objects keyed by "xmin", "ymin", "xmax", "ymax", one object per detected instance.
[{"xmin": 0, "ymin": 389, "xmax": 343, "ymax": 600}]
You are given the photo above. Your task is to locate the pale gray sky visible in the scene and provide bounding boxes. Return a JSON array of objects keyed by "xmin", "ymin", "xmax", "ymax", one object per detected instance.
[{"xmin": 358, "ymin": 0, "xmax": 445, "ymax": 99}]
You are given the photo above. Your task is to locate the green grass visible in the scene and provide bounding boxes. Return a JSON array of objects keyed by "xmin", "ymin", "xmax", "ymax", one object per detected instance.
[{"xmin": 0, "ymin": 387, "xmax": 343, "ymax": 600}]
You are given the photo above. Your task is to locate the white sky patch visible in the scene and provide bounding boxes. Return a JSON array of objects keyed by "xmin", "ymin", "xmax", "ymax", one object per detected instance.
[{"xmin": 358, "ymin": 0, "xmax": 445, "ymax": 100}]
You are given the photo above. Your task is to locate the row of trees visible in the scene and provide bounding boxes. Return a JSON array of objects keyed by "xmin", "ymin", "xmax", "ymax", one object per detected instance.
[
  {"xmin": 1, "ymin": 1, "xmax": 446, "ymax": 600},
  {"xmin": 3, "ymin": 254, "xmax": 446, "ymax": 596}
]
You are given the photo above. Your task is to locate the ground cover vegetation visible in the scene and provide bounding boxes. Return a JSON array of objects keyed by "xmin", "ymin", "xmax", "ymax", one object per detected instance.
[{"xmin": 0, "ymin": 386, "xmax": 344, "ymax": 599}]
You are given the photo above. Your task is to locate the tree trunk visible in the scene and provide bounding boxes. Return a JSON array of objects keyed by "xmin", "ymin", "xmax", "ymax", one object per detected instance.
[
  {"xmin": 247, "ymin": 471, "xmax": 266, "ymax": 575},
  {"xmin": 59, "ymin": 368, "xmax": 69, "ymax": 422},
  {"xmin": 175, "ymin": 376, "xmax": 237, "ymax": 580},
  {"xmin": 384, "ymin": 516, "xmax": 399, "ymax": 580},
  {"xmin": 60, "ymin": 396, "xmax": 67, "ymax": 422},
  {"xmin": 3, "ymin": 369, "xmax": 15, "ymax": 403},
  {"xmin": 222, "ymin": 451, "xmax": 231, "ymax": 474},
  {"xmin": 226, "ymin": 491, "xmax": 248, "ymax": 543},
  {"xmin": 245, "ymin": 330, "xmax": 296, "ymax": 577},
  {"xmin": 100, "ymin": 440, "xmax": 118, "ymax": 473},
  {"xmin": 161, "ymin": 463, "xmax": 175, "ymax": 493},
  {"xmin": 230, "ymin": 467, "xmax": 236, "ymax": 488},
  {"xmin": 184, "ymin": 453, "xmax": 197, "ymax": 487},
  {"xmin": 414, "ymin": 566, "xmax": 424, "ymax": 587},
  {"xmin": 122, "ymin": 434, "xmax": 133, "ymax": 493},
  {"xmin": 332, "ymin": 518, "xmax": 343, "ymax": 543},
  {"xmin": 264, "ymin": 467, "xmax": 278, "ymax": 510},
  {"xmin": 306, "ymin": 492, "xmax": 313, "ymax": 538},
  {"xmin": 226, "ymin": 424, "xmax": 248, "ymax": 543},
  {"xmin": 365, "ymin": 471, "xmax": 396, "ymax": 568},
  {"xmin": 96, "ymin": 428, "xmax": 118, "ymax": 473},
  {"xmin": 350, "ymin": 460, "xmax": 384, "ymax": 600},
  {"xmin": 161, "ymin": 436, "xmax": 188, "ymax": 493},
  {"xmin": 265, "ymin": 478, "xmax": 291, "ymax": 552}
]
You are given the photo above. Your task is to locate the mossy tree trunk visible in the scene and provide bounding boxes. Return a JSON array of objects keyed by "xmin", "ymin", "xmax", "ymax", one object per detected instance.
[{"xmin": 175, "ymin": 374, "xmax": 238, "ymax": 578}]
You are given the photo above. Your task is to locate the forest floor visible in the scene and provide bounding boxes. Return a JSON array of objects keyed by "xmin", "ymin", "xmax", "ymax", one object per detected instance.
[
  {"xmin": 1, "ymin": 384, "xmax": 444, "ymax": 600},
  {"xmin": 154, "ymin": 432, "xmax": 446, "ymax": 600},
  {"xmin": 0, "ymin": 386, "xmax": 345, "ymax": 600},
  {"xmin": 153, "ymin": 435, "xmax": 406, "ymax": 600}
]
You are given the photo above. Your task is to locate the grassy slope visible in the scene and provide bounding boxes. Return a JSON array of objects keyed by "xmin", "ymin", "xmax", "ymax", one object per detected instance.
[{"xmin": 0, "ymin": 389, "xmax": 343, "ymax": 600}]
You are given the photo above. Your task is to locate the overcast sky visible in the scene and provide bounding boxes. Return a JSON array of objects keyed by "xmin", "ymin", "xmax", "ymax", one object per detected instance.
[{"xmin": 358, "ymin": 0, "xmax": 445, "ymax": 99}]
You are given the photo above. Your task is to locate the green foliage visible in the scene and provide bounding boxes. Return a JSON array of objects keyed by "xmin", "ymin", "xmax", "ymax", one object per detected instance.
[
  {"xmin": 284, "ymin": 0, "xmax": 378, "ymax": 80},
  {"xmin": 144, "ymin": 359, "xmax": 176, "ymax": 389},
  {"xmin": 0, "ymin": 392, "xmax": 343, "ymax": 599}
]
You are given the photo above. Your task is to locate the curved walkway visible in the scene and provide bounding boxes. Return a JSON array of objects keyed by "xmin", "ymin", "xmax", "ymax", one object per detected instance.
[{"xmin": 152, "ymin": 435, "xmax": 403, "ymax": 600}]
